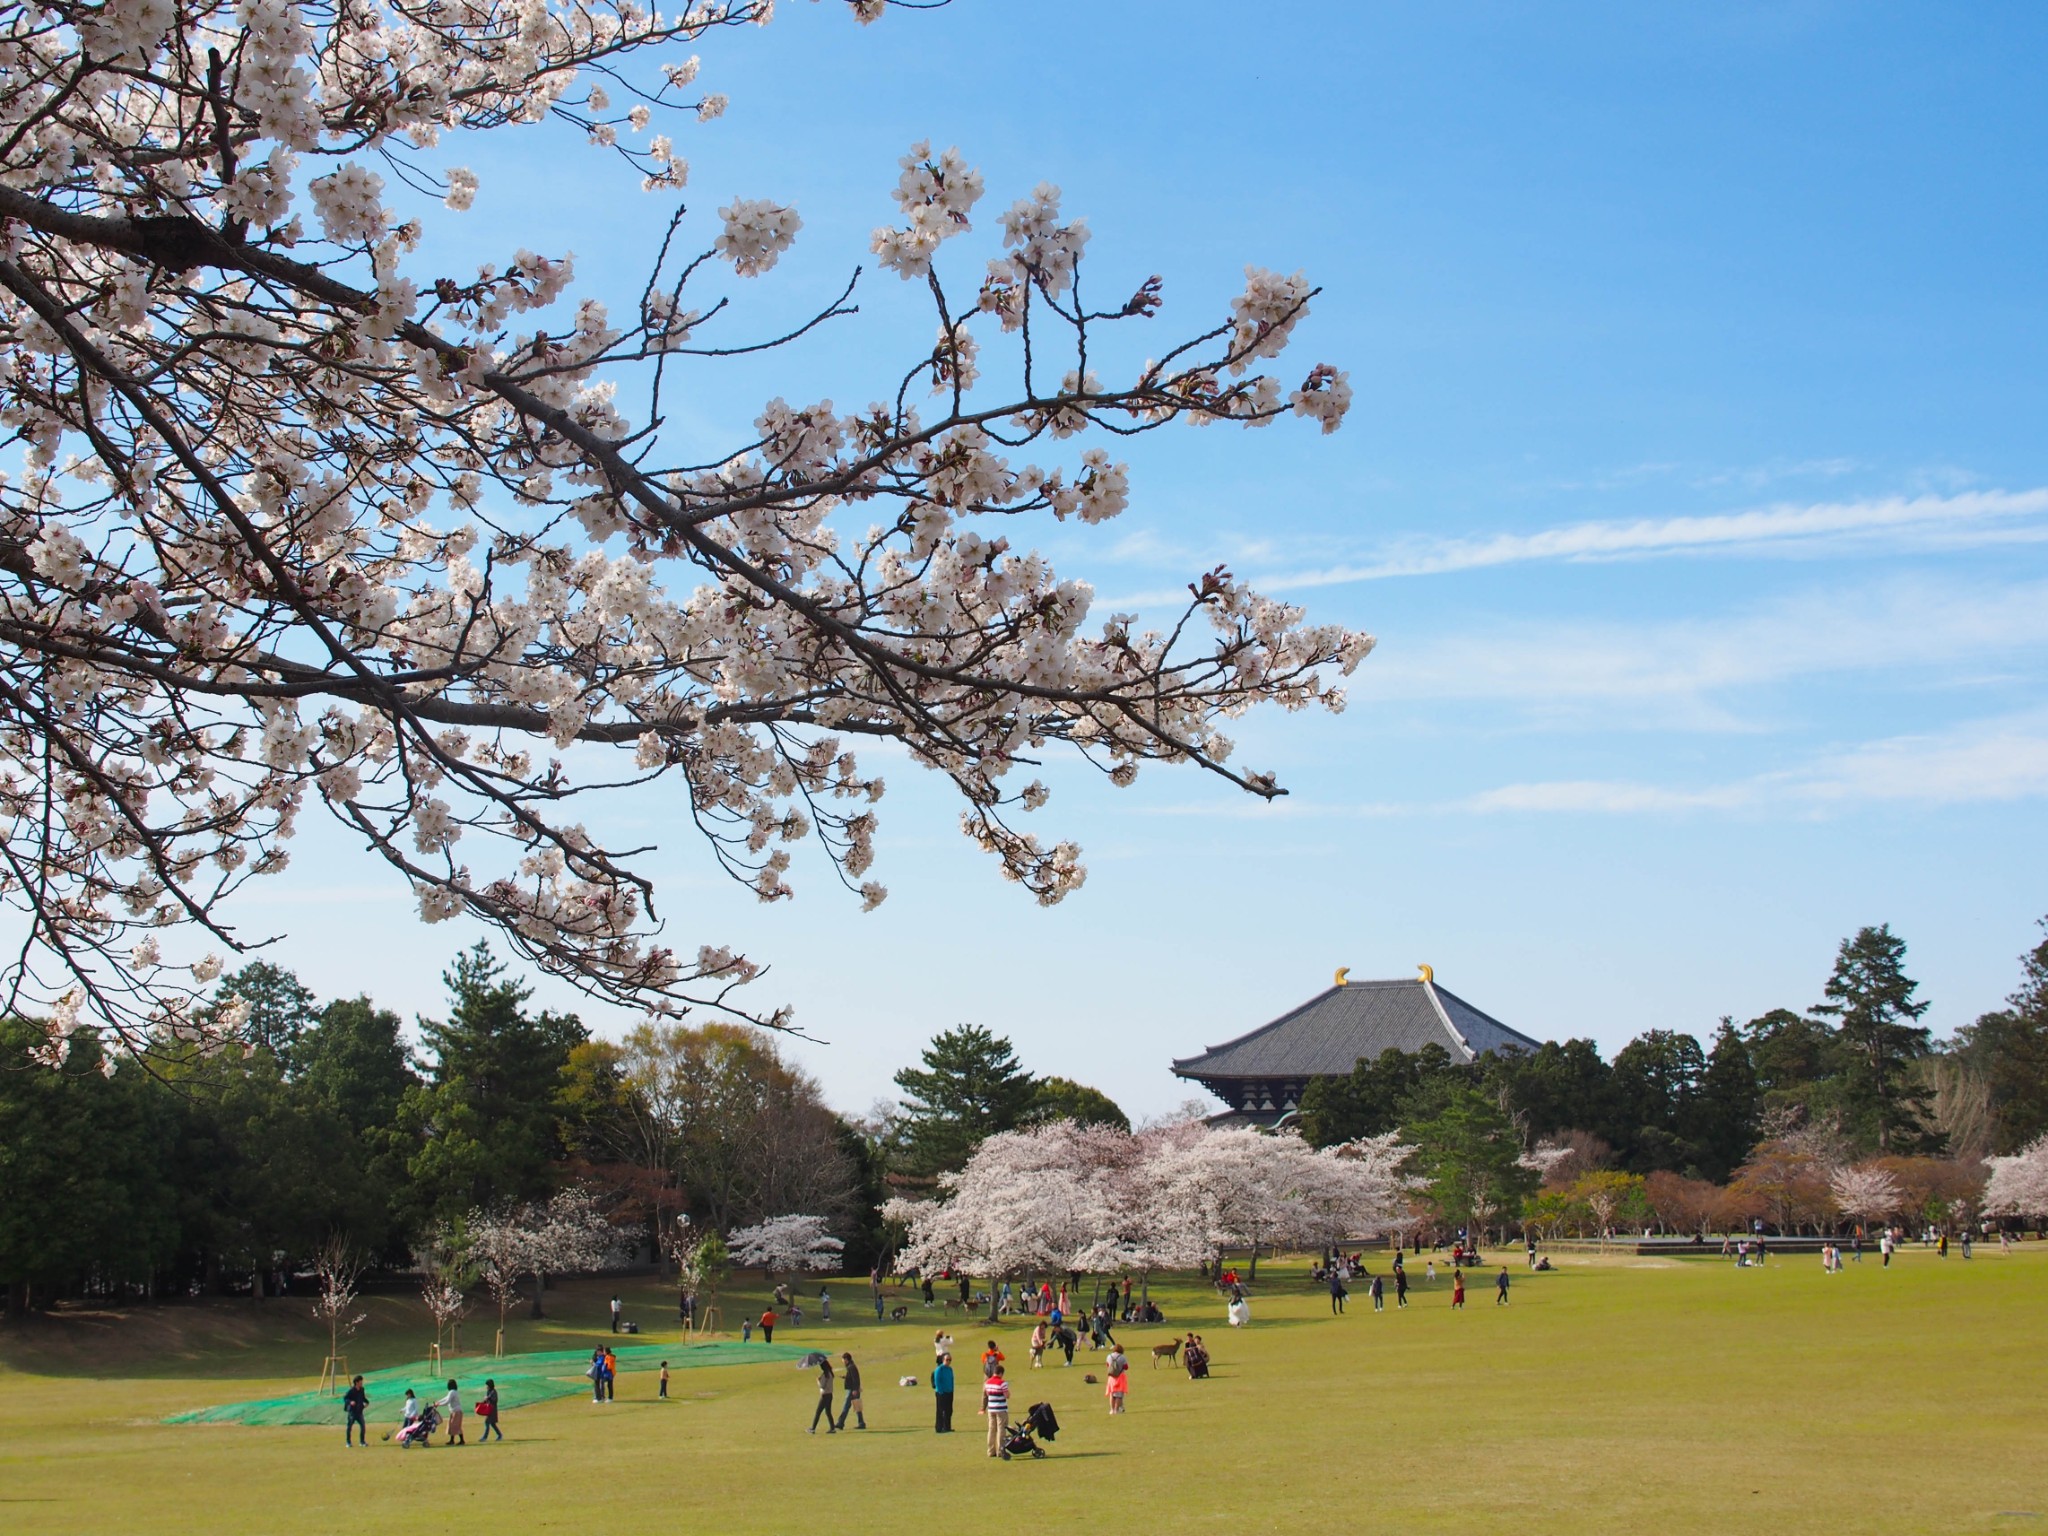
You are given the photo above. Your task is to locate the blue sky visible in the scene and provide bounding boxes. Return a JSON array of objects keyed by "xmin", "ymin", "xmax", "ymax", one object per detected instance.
[{"xmin": 247, "ymin": 1, "xmax": 2047, "ymax": 1119}]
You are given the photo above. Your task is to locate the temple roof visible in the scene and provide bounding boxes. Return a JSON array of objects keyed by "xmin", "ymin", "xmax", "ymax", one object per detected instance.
[{"xmin": 1172, "ymin": 973, "xmax": 1540, "ymax": 1083}]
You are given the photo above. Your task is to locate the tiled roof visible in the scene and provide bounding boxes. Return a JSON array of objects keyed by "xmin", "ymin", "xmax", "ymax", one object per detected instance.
[{"xmin": 1172, "ymin": 976, "xmax": 1540, "ymax": 1081}]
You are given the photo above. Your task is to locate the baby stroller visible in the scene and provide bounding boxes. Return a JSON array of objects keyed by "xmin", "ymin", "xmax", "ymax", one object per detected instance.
[
  {"xmin": 395, "ymin": 1404, "xmax": 440, "ymax": 1448},
  {"xmin": 1002, "ymin": 1401, "xmax": 1060, "ymax": 1459}
]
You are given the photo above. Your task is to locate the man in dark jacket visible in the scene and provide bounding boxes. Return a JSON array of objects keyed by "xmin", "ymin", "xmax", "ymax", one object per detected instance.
[
  {"xmin": 834, "ymin": 1352, "xmax": 866, "ymax": 1430},
  {"xmin": 932, "ymin": 1352, "xmax": 955, "ymax": 1432},
  {"xmin": 342, "ymin": 1375, "xmax": 369, "ymax": 1446}
]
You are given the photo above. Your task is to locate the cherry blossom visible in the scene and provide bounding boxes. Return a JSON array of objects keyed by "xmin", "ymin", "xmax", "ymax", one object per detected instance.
[
  {"xmin": 726, "ymin": 1212, "xmax": 844, "ymax": 1275},
  {"xmin": 0, "ymin": 0, "xmax": 1367, "ymax": 1059},
  {"xmin": 1982, "ymin": 1136, "xmax": 2048, "ymax": 1219}
]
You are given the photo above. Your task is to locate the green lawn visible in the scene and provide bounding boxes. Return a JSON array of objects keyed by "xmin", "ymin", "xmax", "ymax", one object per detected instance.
[{"xmin": 0, "ymin": 1247, "xmax": 2041, "ymax": 1534}]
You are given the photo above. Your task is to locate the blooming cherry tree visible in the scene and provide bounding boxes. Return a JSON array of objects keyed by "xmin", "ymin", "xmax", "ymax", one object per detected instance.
[
  {"xmin": 0, "ymin": 0, "xmax": 1367, "ymax": 1059},
  {"xmin": 1828, "ymin": 1163, "xmax": 1904, "ymax": 1227},
  {"xmin": 726, "ymin": 1212, "xmax": 843, "ymax": 1278},
  {"xmin": 1982, "ymin": 1135, "xmax": 2048, "ymax": 1220}
]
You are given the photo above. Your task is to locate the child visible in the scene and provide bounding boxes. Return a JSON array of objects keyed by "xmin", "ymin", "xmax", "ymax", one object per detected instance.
[
  {"xmin": 658, "ymin": 1361, "xmax": 670, "ymax": 1399},
  {"xmin": 1426, "ymin": 1260, "xmax": 1436, "ymax": 1283},
  {"xmin": 1106, "ymin": 1363, "xmax": 1128, "ymax": 1414},
  {"xmin": 1451, "ymin": 1271, "xmax": 1465, "ymax": 1309}
]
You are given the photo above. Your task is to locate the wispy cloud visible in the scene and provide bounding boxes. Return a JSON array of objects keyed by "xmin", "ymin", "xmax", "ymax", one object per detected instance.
[
  {"xmin": 1351, "ymin": 575, "xmax": 2048, "ymax": 725},
  {"xmin": 1136, "ymin": 711, "xmax": 2048, "ymax": 821},
  {"xmin": 1258, "ymin": 488, "xmax": 2048, "ymax": 590},
  {"xmin": 1467, "ymin": 710, "xmax": 2048, "ymax": 816}
]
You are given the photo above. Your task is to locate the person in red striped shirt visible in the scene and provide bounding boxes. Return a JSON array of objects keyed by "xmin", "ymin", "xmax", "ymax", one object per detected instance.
[{"xmin": 982, "ymin": 1370, "xmax": 1010, "ymax": 1458}]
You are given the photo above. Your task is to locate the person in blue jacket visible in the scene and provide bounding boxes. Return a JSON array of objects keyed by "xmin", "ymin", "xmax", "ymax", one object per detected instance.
[{"xmin": 932, "ymin": 1352, "xmax": 955, "ymax": 1433}]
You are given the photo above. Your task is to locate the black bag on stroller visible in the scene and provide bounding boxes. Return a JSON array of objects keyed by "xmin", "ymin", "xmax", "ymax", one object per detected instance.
[{"xmin": 1002, "ymin": 1402, "xmax": 1058, "ymax": 1459}]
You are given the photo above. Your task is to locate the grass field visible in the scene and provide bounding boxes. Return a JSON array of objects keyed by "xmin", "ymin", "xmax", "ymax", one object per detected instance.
[{"xmin": 0, "ymin": 1246, "xmax": 2041, "ymax": 1534}]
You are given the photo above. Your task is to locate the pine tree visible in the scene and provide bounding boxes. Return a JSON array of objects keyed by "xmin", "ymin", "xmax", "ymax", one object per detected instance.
[
  {"xmin": 891, "ymin": 1024, "xmax": 1038, "ymax": 1176},
  {"xmin": 402, "ymin": 943, "xmax": 588, "ymax": 1223},
  {"xmin": 1688, "ymin": 1020, "xmax": 1762, "ymax": 1181},
  {"xmin": 1812, "ymin": 924, "xmax": 1934, "ymax": 1153}
]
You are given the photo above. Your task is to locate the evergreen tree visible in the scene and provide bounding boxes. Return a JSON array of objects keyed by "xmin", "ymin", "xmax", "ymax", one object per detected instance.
[
  {"xmin": 1607, "ymin": 1030, "xmax": 1706, "ymax": 1172},
  {"xmin": 1300, "ymin": 1043, "xmax": 1463, "ymax": 1147},
  {"xmin": 891, "ymin": 1024, "xmax": 1038, "ymax": 1175},
  {"xmin": 1688, "ymin": 1020, "xmax": 1762, "ymax": 1181},
  {"xmin": 0, "ymin": 1022, "xmax": 179, "ymax": 1311},
  {"xmin": 1400, "ymin": 1082, "xmax": 1537, "ymax": 1243},
  {"xmin": 1742, "ymin": 1006, "xmax": 1846, "ymax": 1120},
  {"xmin": 209, "ymin": 961, "xmax": 319, "ymax": 1067},
  {"xmin": 1024, "ymin": 1077, "xmax": 1131, "ymax": 1131},
  {"xmin": 401, "ymin": 943, "xmax": 588, "ymax": 1224},
  {"xmin": 1812, "ymin": 923, "xmax": 1934, "ymax": 1153},
  {"xmin": 1484, "ymin": 1038, "xmax": 1614, "ymax": 1143},
  {"xmin": 294, "ymin": 996, "xmax": 420, "ymax": 1255},
  {"xmin": 1952, "ymin": 915, "xmax": 2048, "ymax": 1153},
  {"xmin": 296, "ymin": 996, "xmax": 416, "ymax": 1132}
]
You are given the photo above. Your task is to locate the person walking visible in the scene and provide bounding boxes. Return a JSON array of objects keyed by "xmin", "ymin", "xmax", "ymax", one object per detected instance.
[
  {"xmin": 1962, "ymin": 1231, "xmax": 1973, "ymax": 1260},
  {"xmin": 982, "ymin": 1368, "xmax": 1010, "ymax": 1458},
  {"xmin": 1395, "ymin": 1267, "xmax": 1409, "ymax": 1308},
  {"xmin": 833, "ymin": 1352, "xmax": 866, "ymax": 1430},
  {"xmin": 1495, "ymin": 1266, "xmax": 1511, "ymax": 1306},
  {"xmin": 1881, "ymin": 1229, "xmax": 1894, "ymax": 1268},
  {"xmin": 1938, "ymin": 1232, "xmax": 1949, "ymax": 1259},
  {"xmin": 958, "ymin": 1274, "xmax": 971, "ymax": 1307},
  {"xmin": 808, "ymin": 1355, "xmax": 838, "ymax": 1434},
  {"xmin": 933, "ymin": 1351, "xmax": 955, "ymax": 1433},
  {"xmin": 480, "ymin": 1378, "xmax": 503, "ymax": 1441},
  {"xmin": 1369, "ymin": 1273, "xmax": 1385, "ymax": 1313},
  {"xmin": 609, "ymin": 1294, "xmax": 622, "ymax": 1333},
  {"xmin": 1451, "ymin": 1270, "xmax": 1466, "ymax": 1309},
  {"xmin": 342, "ymin": 1375, "xmax": 369, "ymax": 1447},
  {"xmin": 1030, "ymin": 1319, "xmax": 1048, "ymax": 1369},
  {"xmin": 1425, "ymin": 1260, "xmax": 1436, "ymax": 1283},
  {"xmin": 922, "ymin": 1276, "xmax": 935, "ymax": 1308},
  {"xmin": 1328, "ymin": 1271, "xmax": 1347, "ymax": 1314},
  {"xmin": 437, "ymin": 1379, "xmax": 465, "ymax": 1445},
  {"xmin": 760, "ymin": 1307, "xmax": 777, "ymax": 1344}
]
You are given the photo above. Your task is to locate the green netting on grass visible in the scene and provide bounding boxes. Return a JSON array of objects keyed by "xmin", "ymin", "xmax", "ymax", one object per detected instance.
[{"xmin": 164, "ymin": 1340, "xmax": 812, "ymax": 1427}]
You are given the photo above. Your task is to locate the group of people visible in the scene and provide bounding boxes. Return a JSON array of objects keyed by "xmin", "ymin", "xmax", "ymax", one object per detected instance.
[
  {"xmin": 348, "ymin": 1376, "xmax": 502, "ymax": 1447},
  {"xmin": 807, "ymin": 1351, "xmax": 865, "ymax": 1433}
]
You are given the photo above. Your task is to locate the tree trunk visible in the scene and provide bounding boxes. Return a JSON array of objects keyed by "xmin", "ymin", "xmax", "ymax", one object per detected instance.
[
  {"xmin": 1247, "ymin": 1242, "xmax": 1259, "ymax": 1281},
  {"xmin": 529, "ymin": 1271, "xmax": 547, "ymax": 1319}
]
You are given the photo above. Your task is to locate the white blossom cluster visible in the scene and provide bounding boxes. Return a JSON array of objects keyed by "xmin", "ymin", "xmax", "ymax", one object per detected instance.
[
  {"xmin": 1982, "ymin": 1136, "xmax": 2048, "ymax": 1218},
  {"xmin": 0, "ymin": 0, "xmax": 1368, "ymax": 1060},
  {"xmin": 891, "ymin": 1123, "xmax": 1416, "ymax": 1280},
  {"xmin": 725, "ymin": 1211, "xmax": 844, "ymax": 1273}
]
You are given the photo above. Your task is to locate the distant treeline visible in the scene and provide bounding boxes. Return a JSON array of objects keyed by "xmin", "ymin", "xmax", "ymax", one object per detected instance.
[
  {"xmin": 1298, "ymin": 921, "xmax": 2048, "ymax": 1173},
  {"xmin": 1, "ymin": 919, "xmax": 2042, "ymax": 1309}
]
